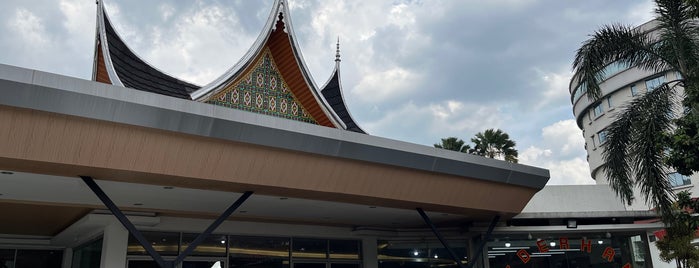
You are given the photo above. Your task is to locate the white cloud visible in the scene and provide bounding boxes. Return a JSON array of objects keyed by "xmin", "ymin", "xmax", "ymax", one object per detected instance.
[
  {"xmin": 353, "ymin": 67, "xmax": 423, "ymax": 103},
  {"xmin": 532, "ymin": 66, "xmax": 573, "ymax": 110},
  {"xmin": 541, "ymin": 119, "xmax": 585, "ymax": 157},
  {"xmin": 159, "ymin": 4, "xmax": 176, "ymax": 21},
  {"xmin": 626, "ymin": 0, "xmax": 655, "ymax": 25},
  {"xmin": 142, "ymin": 4, "xmax": 256, "ymax": 85},
  {"xmin": 519, "ymin": 119, "xmax": 594, "ymax": 185},
  {"xmin": 7, "ymin": 8, "xmax": 48, "ymax": 46},
  {"xmin": 362, "ymin": 100, "xmax": 505, "ymax": 145}
]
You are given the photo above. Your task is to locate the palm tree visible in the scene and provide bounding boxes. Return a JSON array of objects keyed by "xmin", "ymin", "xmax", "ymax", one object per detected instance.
[
  {"xmin": 469, "ymin": 129, "xmax": 518, "ymax": 163},
  {"xmin": 434, "ymin": 137, "xmax": 470, "ymax": 153},
  {"xmin": 572, "ymin": 0, "xmax": 699, "ymax": 218}
]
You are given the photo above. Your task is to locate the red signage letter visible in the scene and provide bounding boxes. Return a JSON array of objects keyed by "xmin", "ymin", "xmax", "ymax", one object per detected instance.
[
  {"xmin": 580, "ymin": 238, "xmax": 592, "ymax": 253},
  {"xmin": 559, "ymin": 237, "xmax": 569, "ymax": 249},
  {"xmin": 517, "ymin": 249, "xmax": 530, "ymax": 264},
  {"xmin": 602, "ymin": 247, "xmax": 615, "ymax": 262},
  {"xmin": 622, "ymin": 263, "xmax": 631, "ymax": 268},
  {"xmin": 536, "ymin": 240, "xmax": 550, "ymax": 253}
]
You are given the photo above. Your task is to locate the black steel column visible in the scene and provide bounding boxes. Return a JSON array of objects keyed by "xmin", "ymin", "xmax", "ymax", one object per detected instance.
[
  {"xmin": 173, "ymin": 191, "xmax": 253, "ymax": 266},
  {"xmin": 416, "ymin": 208, "xmax": 465, "ymax": 268},
  {"xmin": 466, "ymin": 215, "xmax": 500, "ymax": 268},
  {"xmin": 80, "ymin": 176, "xmax": 169, "ymax": 268}
]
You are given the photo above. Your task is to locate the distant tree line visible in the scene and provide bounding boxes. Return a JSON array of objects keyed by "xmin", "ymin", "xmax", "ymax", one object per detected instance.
[{"xmin": 434, "ymin": 128, "xmax": 518, "ymax": 163}]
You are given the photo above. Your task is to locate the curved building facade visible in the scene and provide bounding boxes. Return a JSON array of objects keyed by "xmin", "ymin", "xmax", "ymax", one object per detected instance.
[{"xmin": 570, "ymin": 20, "xmax": 696, "ymax": 208}]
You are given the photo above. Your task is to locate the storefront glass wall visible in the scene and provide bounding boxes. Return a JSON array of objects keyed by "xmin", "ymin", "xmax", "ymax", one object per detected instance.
[
  {"xmin": 126, "ymin": 232, "xmax": 361, "ymax": 268},
  {"xmin": 0, "ymin": 248, "xmax": 63, "ymax": 268},
  {"xmin": 72, "ymin": 238, "xmax": 103, "ymax": 268},
  {"xmin": 377, "ymin": 240, "xmax": 468, "ymax": 268},
  {"xmin": 487, "ymin": 233, "xmax": 649, "ymax": 268}
]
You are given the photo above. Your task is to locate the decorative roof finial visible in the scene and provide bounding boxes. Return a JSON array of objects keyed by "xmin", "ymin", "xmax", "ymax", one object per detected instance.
[
  {"xmin": 275, "ymin": 12, "xmax": 285, "ymax": 32},
  {"xmin": 335, "ymin": 37, "xmax": 341, "ymax": 62}
]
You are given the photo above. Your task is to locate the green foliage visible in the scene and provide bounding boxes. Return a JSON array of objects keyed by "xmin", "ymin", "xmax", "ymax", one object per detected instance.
[
  {"xmin": 656, "ymin": 191, "xmax": 699, "ymax": 268},
  {"xmin": 434, "ymin": 129, "xmax": 518, "ymax": 163},
  {"xmin": 469, "ymin": 129, "xmax": 519, "ymax": 163},
  {"xmin": 434, "ymin": 137, "xmax": 470, "ymax": 153},
  {"xmin": 572, "ymin": 0, "xmax": 699, "ymax": 217}
]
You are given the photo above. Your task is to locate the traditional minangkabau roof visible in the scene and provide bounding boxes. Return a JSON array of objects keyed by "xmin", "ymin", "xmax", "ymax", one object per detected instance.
[
  {"xmin": 321, "ymin": 40, "xmax": 365, "ymax": 133},
  {"xmin": 92, "ymin": 0, "xmax": 365, "ymax": 133},
  {"xmin": 92, "ymin": 2, "xmax": 199, "ymax": 99}
]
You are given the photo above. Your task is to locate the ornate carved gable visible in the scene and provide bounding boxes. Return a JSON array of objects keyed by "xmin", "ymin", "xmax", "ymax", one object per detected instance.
[{"xmin": 206, "ymin": 49, "xmax": 317, "ymax": 124}]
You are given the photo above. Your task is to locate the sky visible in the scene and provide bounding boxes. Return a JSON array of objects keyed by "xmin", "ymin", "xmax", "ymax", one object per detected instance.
[{"xmin": 0, "ymin": 0, "xmax": 656, "ymax": 185}]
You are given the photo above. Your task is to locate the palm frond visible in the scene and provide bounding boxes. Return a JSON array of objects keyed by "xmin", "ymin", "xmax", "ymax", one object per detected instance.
[
  {"xmin": 573, "ymin": 24, "xmax": 670, "ymax": 101},
  {"xmin": 603, "ymin": 82, "xmax": 679, "ymax": 215}
]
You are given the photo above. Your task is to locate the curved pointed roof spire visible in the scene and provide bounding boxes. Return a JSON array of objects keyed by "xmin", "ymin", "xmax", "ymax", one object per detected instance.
[
  {"xmin": 92, "ymin": 0, "xmax": 199, "ymax": 99},
  {"xmin": 321, "ymin": 38, "xmax": 365, "ymax": 133}
]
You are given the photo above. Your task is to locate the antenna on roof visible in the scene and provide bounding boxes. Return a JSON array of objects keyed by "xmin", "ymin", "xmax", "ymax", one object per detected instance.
[{"xmin": 335, "ymin": 37, "xmax": 341, "ymax": 62}]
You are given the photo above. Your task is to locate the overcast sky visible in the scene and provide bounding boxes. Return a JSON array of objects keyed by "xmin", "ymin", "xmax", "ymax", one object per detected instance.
[{"xmin": 0, "ymin": 0, "xmax": 656, "ymax": 185}]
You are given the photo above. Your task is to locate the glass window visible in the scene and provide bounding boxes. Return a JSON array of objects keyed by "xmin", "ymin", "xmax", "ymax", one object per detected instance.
[
  {"xmin": 573, "ymin": 83, "xmax": 587, "ymax": 103},
  {"xmin": 377, "ymin": 240, "xmax": 429, "ymax": 268},
  {"xmin": 487, "ymin": 233, "xmax": 648, "ymax": 268},
  {"xmin": 229, "ymin": 236, "xmax": 289, "ymax": 268},
  {"xmin": 598, "ymin": 130, "xmax": 608, "ymax": 144},
  {"xmin": 645, "ymin": 76, "xmax": 666, "ymax": 91},
  {"xmin": 593, "ymin": 103, "xmax": 604, "ymax": 117},
  {"xmin": 631, "ymin": 85, "xmax": 638, "ymax": 96},
  {"xmin": 128, "ymin": 231, "xmax": 180, "ymax": 256},
  {"xmin": 72, "ymin": 238, "xmax": 103, "ymax": 268},
  {"xmin": 329, "ymin": 240, "xmax": 360, "ymax": 260},
  {"xmin": 675, "ymin": 71, "xmax": 683, "ymax": 80},
  {"xmin": 15, "ymin": 249, "xmax": 63, "ymax": 268},
  {"xmin": 606, "ymin": 97, "xmax": 613, "ymax": 108},
  {"xmin": 127, "ymin": 260, "xmax": 160, "ymax": 268},
  {"xmin": 293, "ymin": 238, "xmax": 327, "ymax": 259},
  {"xmin": 181, "ymin": 233, "xmax": 227, "ymax": 257},
  {"xmin": 668, "ymin": 172, "xmax": 691, "ymax": 187},
  {"xmin": 0, "ymin": 249, "xmax": 14, "ymax": 268}
]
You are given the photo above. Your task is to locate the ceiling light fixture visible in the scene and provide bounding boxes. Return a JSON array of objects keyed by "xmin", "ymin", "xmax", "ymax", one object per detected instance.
[
  {"xmin": 504, "ymin": 242, "xmax": 511, "ymax": 248},
  {"xmin": 0, "ymin": 171, "xmax": 13, "ymax": 175},
  {"xmin": 566, "ymin": 219, "xmax": 577, "ymax": 229},
  {"xmin": 413, "ymin": 250, "xmax": 419, "ymax": 256},
  {"xmin": 550, "ymin": 241, "xmax": 556, "ymax": 247},
  {"xmin": 598, "ymin": 240, "xmax": 603, "ymax": 245},
  {"xmin": 163, "ymin": 186, "xmax": 174, "ymax": 189}
]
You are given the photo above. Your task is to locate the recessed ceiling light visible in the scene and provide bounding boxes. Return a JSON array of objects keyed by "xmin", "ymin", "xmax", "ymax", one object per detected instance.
[
  {"xmin": 1, "ymin": 171, "xmax": 13, "ymax": 175},
  {"xmin": 279, "ymin": 197, "xmax": 288, "ymax": 200},
  {"xmin": 163, "ymin": 186, "xmax": 174, "ymax": 189},
  {"xmin": 220, "ymin": 240, "xmax": 226, "ymax": 244},
  {"xmin": 133, "ymin": 203, "xmax": 143, "ymax": 206}
]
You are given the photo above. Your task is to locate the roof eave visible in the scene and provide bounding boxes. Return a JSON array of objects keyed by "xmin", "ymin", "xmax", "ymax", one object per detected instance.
[{"xmin": 96, "ymin": 0, "xmax": 124, "ymax": 87}]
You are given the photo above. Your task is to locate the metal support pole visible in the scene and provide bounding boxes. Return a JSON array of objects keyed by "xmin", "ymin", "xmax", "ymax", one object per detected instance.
[
  {"xmin": 416, "ymin": 208, "xmax": 465, "ymax": 268},
  {"xmin": 466, "ymin": 215, "xmax": 500, "ymax": 268},
  {"xmin": 80, "ymin": 176, "xmax": 169, "ymax": 268},
  {"xmin": 173, "ymin": 191, "xmax": 253, "ymax": 266}
]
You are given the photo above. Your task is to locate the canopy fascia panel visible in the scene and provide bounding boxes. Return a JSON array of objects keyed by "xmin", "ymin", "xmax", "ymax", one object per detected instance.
[{"xmin": 0, "ymin": 64, "xmax": 550, "ymax": 219}]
